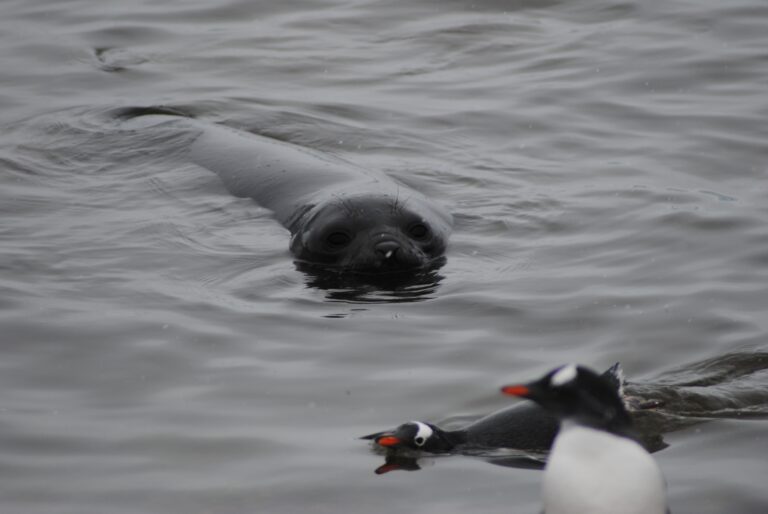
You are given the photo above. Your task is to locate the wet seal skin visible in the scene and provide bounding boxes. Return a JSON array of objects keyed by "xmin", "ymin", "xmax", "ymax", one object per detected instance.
[{"xmin": 118, "ymin": 107, "xmax": 452, "ymax": 275}]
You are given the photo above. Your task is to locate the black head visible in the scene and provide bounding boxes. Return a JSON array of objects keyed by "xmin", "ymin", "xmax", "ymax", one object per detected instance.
[
  {"xmin": 501, "ymin": 364, "xmax": 634, "ymax": 436},
  {"xmin": 290, "ymin": 194, "xmax": 451, "ymax": 273},
  {"xmin": 360, "ymin": 421, "xmax": 455, "ymax": 453}
]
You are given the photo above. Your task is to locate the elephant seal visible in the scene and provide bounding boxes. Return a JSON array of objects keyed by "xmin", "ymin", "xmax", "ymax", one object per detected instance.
[{"xmin": 122, "ymin": 111, "xmax": 452, "ymax": 274}]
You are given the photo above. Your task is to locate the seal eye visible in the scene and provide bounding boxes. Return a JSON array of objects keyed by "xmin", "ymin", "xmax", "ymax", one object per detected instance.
[
  {"xmin": 414, "ymin": 436, "xmax": 426, "ymax": 446},
  {"xmin": 326, "ymin": 231, "xmax": 352, "ymax": 248},
  {"xmin": 408, "ymin": 223, "xmax": 430, "ymax": 240}
]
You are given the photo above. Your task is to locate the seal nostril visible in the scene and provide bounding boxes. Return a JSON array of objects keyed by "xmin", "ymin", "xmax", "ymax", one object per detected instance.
[{"xmin": 375, "ymin": 241, "xmax": 400, "ymax": 260}]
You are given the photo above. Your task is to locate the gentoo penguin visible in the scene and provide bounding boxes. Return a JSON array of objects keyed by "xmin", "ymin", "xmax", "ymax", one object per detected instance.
[
  {"xmin": 501, "ymin": 364, "xmax": 668, "ymax": 514},
  {"xmin": 362, "ymin": 364, "xmax": 624, "ymax": 454}
]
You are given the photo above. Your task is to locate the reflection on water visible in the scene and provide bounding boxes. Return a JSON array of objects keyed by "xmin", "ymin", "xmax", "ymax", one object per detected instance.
[
  {"xmin": 371, "ymin": 452, "xmax": 546, "ymax": 475},
  {"xmin": 296, "ymin": 260, "xmax": 447, "ymax": 304},
  {"xmin": 373, "ymin": 455, "xmax": 425, "ymax": 475}
]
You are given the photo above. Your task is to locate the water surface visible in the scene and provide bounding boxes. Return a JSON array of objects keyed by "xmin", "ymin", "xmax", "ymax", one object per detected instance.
[{"xmin": 1, "ymin": 0, "xmax": 767, "ymax": 513}]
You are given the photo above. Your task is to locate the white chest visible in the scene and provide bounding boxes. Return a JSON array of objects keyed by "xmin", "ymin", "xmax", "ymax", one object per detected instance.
[{"xmin": 542, "ymin": 423, "xmax": 667, "ymax": 514}]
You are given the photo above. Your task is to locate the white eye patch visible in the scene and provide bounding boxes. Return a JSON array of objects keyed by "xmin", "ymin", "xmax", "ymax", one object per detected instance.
[
  {"xmin": 551, "ymin": 364, "xmax": 578, "ymax": 386},
  {"xmin": 410, "ymin": 421, "xmax": 434, "ymax": 446}
]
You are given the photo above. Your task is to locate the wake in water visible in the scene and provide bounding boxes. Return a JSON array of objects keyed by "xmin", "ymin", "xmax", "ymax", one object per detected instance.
[{"xmin": 628, "ymin": 351, "xmax": 768, "ymax": 436}]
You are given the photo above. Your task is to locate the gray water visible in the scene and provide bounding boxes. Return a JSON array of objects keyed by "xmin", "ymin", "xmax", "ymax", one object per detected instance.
[{"xmin": 1, "ymin": 0, "xmax": 768, "ymax": 513}]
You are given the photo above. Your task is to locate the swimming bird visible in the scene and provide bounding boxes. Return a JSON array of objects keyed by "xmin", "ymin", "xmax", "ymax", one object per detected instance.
[
  {"xmin": 501, "ymin": 364, "xmax": 668, "ymax": 514},
  {"xmin": 362, "ymin": 364, "xmax": 623, "ymax": 454}
]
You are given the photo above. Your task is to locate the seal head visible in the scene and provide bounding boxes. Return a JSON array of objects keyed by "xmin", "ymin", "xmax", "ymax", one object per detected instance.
[{"xmin": 289, "ymin": 193, "xmax": 451, "ymax": 273}]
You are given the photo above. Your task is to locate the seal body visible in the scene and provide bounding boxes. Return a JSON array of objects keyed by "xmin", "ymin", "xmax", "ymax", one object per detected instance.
[{"xmin": 130, "ymin": 115, "xmax": 452, "ymax": 273}]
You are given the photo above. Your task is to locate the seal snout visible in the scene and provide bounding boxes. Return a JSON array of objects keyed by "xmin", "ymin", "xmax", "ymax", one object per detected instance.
[
  {"xmin": 375, "ymin": 240, "xmax": 401, "ymax": 261},
  {"xmin": 371, "ymin": 238, "xmax": 424, "ymax": 270}
]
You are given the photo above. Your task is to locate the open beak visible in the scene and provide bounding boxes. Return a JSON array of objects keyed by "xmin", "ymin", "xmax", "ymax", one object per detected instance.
[
  {"xmin": 360, "ymin": 431, "xmax": 402, "ymax": 448},
  {"xmin": 360, "ymin": 431, "xmax": 386, "ymax": 441},
  {"xmin": 375, "ymin": 435, "xmax": 402, "ymax": 447}
]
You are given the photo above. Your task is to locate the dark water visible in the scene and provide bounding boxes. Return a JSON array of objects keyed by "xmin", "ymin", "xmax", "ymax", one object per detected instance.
[{"xmin": 1, "ymin": 0, "xmax": 768, "ymax": 513}]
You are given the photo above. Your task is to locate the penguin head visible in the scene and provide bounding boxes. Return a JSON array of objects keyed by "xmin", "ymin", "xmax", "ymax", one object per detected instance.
[
  {"xmin": 501, "ymin": 364, "xmax": 633, "ymax": 435},
  {"xmin": 361, "ymin": 421, "xmax": 454, "ymax": 453}
]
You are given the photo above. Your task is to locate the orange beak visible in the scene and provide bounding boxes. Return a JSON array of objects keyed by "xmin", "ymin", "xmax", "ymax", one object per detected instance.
[
  {"xmin": 376, "ymin": 435, "xmax": 402, "ymax": 447},
  {"xmin": 501, "ymin": 384, "xmax": 530, "ymax": 397}
]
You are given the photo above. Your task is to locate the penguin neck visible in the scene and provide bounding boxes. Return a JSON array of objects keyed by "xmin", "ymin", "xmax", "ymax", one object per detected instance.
[
  {"xmin": 433, "ymin": 428, "xmax": 468, "ymax": 451},
  {"xmin": 575, "ymin": 403, "xmax": 636, "ymax": 440},
  {"xmin": 563, "ymin": 416, "xmax": 636, "ymax": 442}
]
